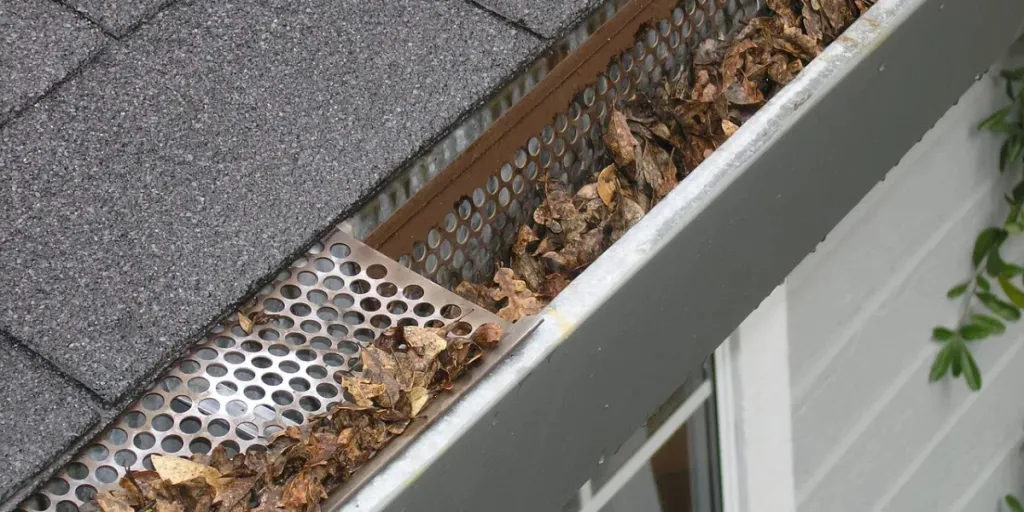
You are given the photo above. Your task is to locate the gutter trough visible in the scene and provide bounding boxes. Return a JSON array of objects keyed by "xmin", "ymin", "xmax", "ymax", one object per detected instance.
[{"xmin": 21, "ymin": 0, "xmax": 1024, "ymax": 511}]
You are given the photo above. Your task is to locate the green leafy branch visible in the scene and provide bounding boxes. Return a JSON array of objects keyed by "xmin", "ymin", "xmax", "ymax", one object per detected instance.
[
  {"xmin": 1008, "ymin": 495, "xmax": 1024, "ymax": 512},
  {"xmin": 929, "ymin": 68, "xmax": 1024, "ymax": 391}
]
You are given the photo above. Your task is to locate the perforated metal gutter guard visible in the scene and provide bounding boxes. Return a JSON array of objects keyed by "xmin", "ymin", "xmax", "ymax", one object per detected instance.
[{"xmin": 333, "ymin": 0, "xmax": 1024, "ymax": 511}]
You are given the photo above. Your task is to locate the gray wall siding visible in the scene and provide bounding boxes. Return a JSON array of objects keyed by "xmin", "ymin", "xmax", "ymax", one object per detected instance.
[{"xmin": 785, "ymin": 52, "xmax": 1024, "ymax": 511}]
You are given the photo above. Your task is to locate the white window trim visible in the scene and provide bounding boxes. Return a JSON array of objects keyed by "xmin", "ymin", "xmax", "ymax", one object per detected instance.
[{"xmin": 715, "ymin": 284, "xmax": 798, "ymax": 512}]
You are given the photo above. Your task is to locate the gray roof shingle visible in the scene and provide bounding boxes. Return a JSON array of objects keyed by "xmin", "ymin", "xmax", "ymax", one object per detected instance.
[
  {"xmin": 0, "ymin": 335, "xmax": 100, "ymax": 504},
  {"xmin": 0, "ymin": 0, "xmax": 108, "ymax": 125},
  {"xmin": 62, "ymin": 0, "xmax": 170, "ymax": 37},
  {"xmin": 474, "ymin": 0, "xmax": 605, "ymax": 38},
  {"xmin": 0, "ymin": 0, "xmax": 540, "ymax": 402}
]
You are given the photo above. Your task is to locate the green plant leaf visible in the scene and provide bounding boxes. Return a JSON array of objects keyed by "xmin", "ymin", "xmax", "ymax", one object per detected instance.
[
  {"xmin": 977, "ymin": 276, "xmax": 991, "ymax": 292},
  {"xmin": 978, "ymin": 291, "xmax": 1022, "ymax": 321},
  {"xmin": 1005, "ymin": 494, "xmax": 1024, "ymax": 512},
  {"xmin": 1012, "ymin": 180, "xmax": 1024, "ymax": 204},
  {"xmin": 1007, "ymin": 222, "xmax": 1024, "ymax": 235},
  {"xmin": 972, "ymin": 314, "xmax": 1006, "ymax": 335},
  {"xmin": 999, "ymin": 276, "xmax": 1024, "ymax": 308},
  {"xmin": 988, "ymin": 247, "xmax": 1008, "ymax": 276},
  {"xmin": 1001, "ymin": 68, "xmax": 1024, "ymax": 80},
  {"xmin": 950, "ymin": 344, "xmax": 963, "ymax": 377},
  {"xmin": 979, "ymin": 106, "xmax": 1014, "ymax": 130},
  {"xmin": 973, "ymin": 228, "xmax": 1006, "ymax": 267},
  {"xmin": 988, "ymin": 249, "xmax": 1022, "ymax": 278},
  {"xmin": 959, "ymin": 324, "xmax": 990, "ymax": 340},
  {"xmin": 1007, "ymin": 79, "xmax": 1016, "ymax": 101},
  {"xmin": 932, "ymin": 327, "xmax": 956, "ymax": 341},
  {"xmin": 948, "ymin": 282, "xmax": 970, "ymax": 297},
  {"xmin": 974, "ymin": 276, "xmax": 991, "ymax": 292},
  {"xmin": 961, "ymin": 348, "xmax": 982, "ymax": 391},
  {"xmin": 1009, "ymin": 136, "xmax": 1023, "ymax": 166},
  {"xmin": 929, "ymin": 343, "xmax": 954, "ymax": 382}
]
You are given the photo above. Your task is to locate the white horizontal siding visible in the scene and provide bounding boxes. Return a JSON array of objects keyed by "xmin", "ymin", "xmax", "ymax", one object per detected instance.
[
  {"xmin": 722, "ymin": 49, "xmax": 1024, "ymax": 512},
  {"xmin": 784, "ymin": 50, "xmax": 1024, "ymax": 512}
]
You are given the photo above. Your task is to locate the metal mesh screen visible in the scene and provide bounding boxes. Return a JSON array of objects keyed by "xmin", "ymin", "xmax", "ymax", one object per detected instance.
[
  {"xmin": 20, "ymin": 231, "xmax": 506, "ymax": 512},
  {"xmin": 396, "ymin": 0, "xmax": 762, "ymax": 289}
]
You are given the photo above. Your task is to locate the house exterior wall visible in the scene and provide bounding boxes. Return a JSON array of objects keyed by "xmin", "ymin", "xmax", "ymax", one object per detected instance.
[{"xmin": 721, "ymin": 49, "xmax": 1024, "ymax": 512}]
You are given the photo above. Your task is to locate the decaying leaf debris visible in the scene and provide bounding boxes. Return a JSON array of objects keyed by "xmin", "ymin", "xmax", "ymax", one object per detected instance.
[
  {"xmin": 89, "ymin": 323, "xmax": 502, "ymax": 512},
  {"xmin": 456, "ymin": 0, "xmax": 870, "ymax": 321}
]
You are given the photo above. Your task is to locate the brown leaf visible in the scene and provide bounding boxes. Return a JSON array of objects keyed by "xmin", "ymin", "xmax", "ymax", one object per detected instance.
[
  {"xmin": 639, "ymin": 142, "xmax": 678, "ymax": 203},
  {"xmin": 95, "ymin": 493, "xmax": 134, "ymax": 512},
  {"xmin": 470, "ymin": 323, "xmax": 504, "ymax": 347},
  {"xmin": 542, "ymin": 228, "xmax": 605, "ymax": 272},
  {"xmin": 155, "ymin": 500, "xmax": 185, "ymax": 512},
  {"xmin": 539, "ymin": 272, "xmax": 572, "ymax": 298},
  {"xmin": 408, "ymin": 387, "xmax": 430, "ymax": 416},
  {"xmin": 454, "ymin": 281, "xmax": 497, "ymax": 312},
  {"xmin": 492, "ymin": 267, "xmax": 546, "ymax": 322},
  {"xmin": 151, "ymin": 455, "xmax": 223, "ymax": 493},
  {"xmin": 611, "ymin": 196, "xmax": 647, "ymax": 243},
  {"xmin": 237, "ymin": 311, "xmax": 254, "ymax": 335},
  {"xmin": 603, "ymin": 108, "xmax": 638, "ymax": 169},
  {"xmin": 511, "ymin": 250, "xmax": 546, "ymax": 292},
  {"xmin": 724, "ymin": 79, "xmax": 765, "ymax": 105},
  {"xmin": 722, "ymin": 119, "xmax": 739, "ymax": 137},
  {"xmin": 597, "ymin": 164, "xmax": 618, "ymax": 207},
  {"xmin": 402, "ymin": 327, "xmax": 448, "ymax": 360},
  {"xmin": 281, "ymin": 470, "xmax": 326, "ymax": 511},
  {"xmin": 212, "ymin": 477, "xmax": 256, "ymax": 509},
  {"xmin": 511, "ymin": 225, "xmax": 539, "ymax": 255}
]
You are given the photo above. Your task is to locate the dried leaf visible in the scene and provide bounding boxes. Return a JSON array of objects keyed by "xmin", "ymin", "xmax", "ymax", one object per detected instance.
[
  {"xmin": 722, "ymin": 119, "xmax": 739, "ymax": 137},
  {"xmin": 511, "ymin": 250, "xmax": 546, "ymax": 292},
  {"xmin": 237, "ymin": 311, "xmax": 254, "ymax": 335},
  {"xmin": 492, "ymin": 267, "xmax": 546, "ymax": 322},
  {"xmin": 408, "ymin": 387, "xmax": 430, "ymax": 416},
  {"xmin": 470, "ymin": 323, "xmax": 504, "ymax": 347},
  {"xmin": 604, "ymin": 108, "xmax": 639, "ymax": 168},
  {"xmin": 212, "ymin": 477, "xmax": 256, "ymax": 508},
  {"xmin": 639, "ymin": 143, "xmax": 678, "ymax": 203},
  {"xmin": 95, "ymin": 493, "xmax": 135, "ymax": 512},
  {"xmin": 151, "ymin": 455, "xmax": 223, "ymax": 492},
  {"xmin": 281, "ymin": 470, "xmax": 326, "ymax": 510},
  {"xmin": 454, "ymin": 281, "xmax": 497, "ymax": 312},
  {"xmin": 512, "ymin": 225, "xmax": 539, "ymax": 255},
  {"xmin": 539, "ymin": 272, "xmax": 572, "ymax": 298},
  {"xmin": 597, "ymin": 164, "xmax": 618, "ymax": 207}
]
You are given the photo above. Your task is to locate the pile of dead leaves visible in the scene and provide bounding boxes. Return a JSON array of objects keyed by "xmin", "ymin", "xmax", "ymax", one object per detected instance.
[
  {"xmin": 456, "ymin": 0, "xmax": 870, "ymax": 322},
  {"xmin": 90, "ymin": 322, "xmax": 503, "ymax": 512}
]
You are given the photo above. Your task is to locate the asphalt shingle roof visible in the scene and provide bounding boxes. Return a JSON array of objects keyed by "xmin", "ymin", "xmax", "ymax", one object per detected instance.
[
  {"xmin": 62, "ymin": 0, "xmax": 171, "ymax": 37},
  {"xmin": 0, "ymin": 0, "xmax": 108, "ymax": 125},
  {"xmin": 474, "ymin": 0, "xmax": 604, "ymax": 38},
  {"xmin": 0, "ymin": 335, "xmax": 101, "ymax": 505}
]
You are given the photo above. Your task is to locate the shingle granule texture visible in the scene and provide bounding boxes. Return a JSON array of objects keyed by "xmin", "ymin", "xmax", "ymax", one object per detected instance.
[
  {"xmin": 0, "ymin": 0, "xmax": 107, "ymax": 125},
  {"xmin": 0, "ymin": 0, "xmax": 540, "ymax": 401},
  {"xmin": 62, "ymin": 0, "xmax": 173, "ymax": 37},
  {"xmin": 474, "ymin": 0, "xmax": 606, "ymax": 38},
  {"xmin": 0, "ymin": 337, "xmax": 100, "ymax": 503}
]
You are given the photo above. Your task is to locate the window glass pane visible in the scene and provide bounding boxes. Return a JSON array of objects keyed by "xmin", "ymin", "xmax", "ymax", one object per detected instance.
[{"xmin": 563, "ymin": 358, "xmax": 721, "ymax": 512}]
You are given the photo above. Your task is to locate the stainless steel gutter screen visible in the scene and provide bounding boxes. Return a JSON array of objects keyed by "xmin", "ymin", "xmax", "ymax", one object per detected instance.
[{"xmin": 21, "ymin": 231, "xmax": 504, "ymax": 512}]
